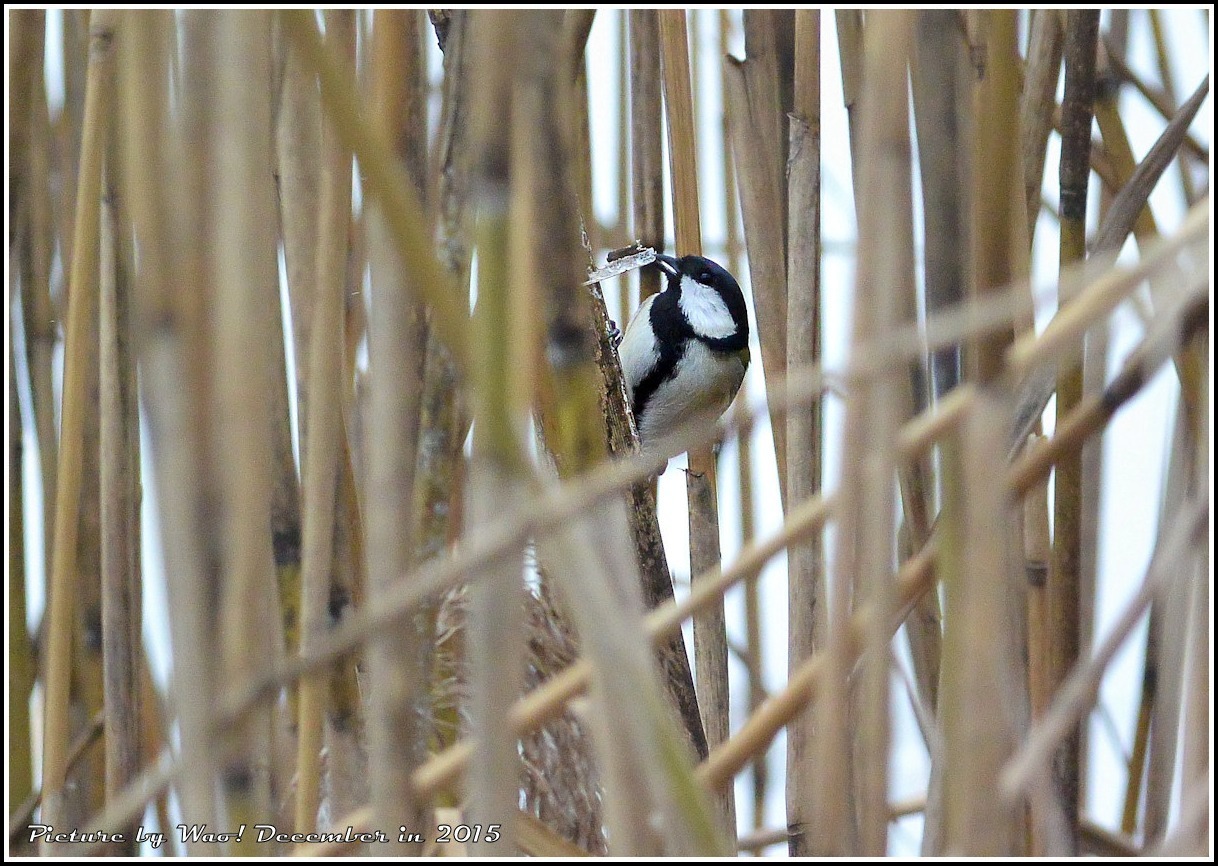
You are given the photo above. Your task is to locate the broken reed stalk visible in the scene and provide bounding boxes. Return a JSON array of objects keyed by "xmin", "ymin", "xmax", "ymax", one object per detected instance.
[
  {"xmin": 39, "ymin": 10, "xmax": 116, "ymax": 851},
  {"xmin": 1021, "ymin": 10, "xmax": 1064, "ymax": 245},
  {"xmin": 209, "ymin": 11, "xmax": 282, "ymax": 850},
  {"xmin": 658, "ymin": 8, "xmax": 736, "ymax": 840},
  {"xmin": 294, "ymin": 9, "xmax": 353, "ymax": 834},
  {"xmin": 784, "ymin": 8, "xmax": 822, "ymax": 858},
  {"xmin": 98, "ymin": 160, "xmax": 141, "ymax": 855},
  {"xmin": 363, "ymin": 8, "xmax": 434, "ymax": 854},
  {"xmin": 1050, "ymin": 11, "xmax": 1100, "ymax": 852}
]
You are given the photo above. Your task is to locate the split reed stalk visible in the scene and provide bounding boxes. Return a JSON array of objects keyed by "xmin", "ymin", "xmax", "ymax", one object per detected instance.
[
  {"xmin": 98, "ymin": 162, "xmax": 141, "ymax": 855},
  {"xmin": 39, "ymin": 10, "xmax": 116, "ymax": 850},
  {"xmin": 658, "ymin": 8, "xmax": 736, "ymax": 839}
]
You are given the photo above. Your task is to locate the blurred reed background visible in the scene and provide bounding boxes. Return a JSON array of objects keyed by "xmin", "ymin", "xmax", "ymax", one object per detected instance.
[{"xmin": 6, "ymin": 8, "xmax": 1211, "ymax": 857}]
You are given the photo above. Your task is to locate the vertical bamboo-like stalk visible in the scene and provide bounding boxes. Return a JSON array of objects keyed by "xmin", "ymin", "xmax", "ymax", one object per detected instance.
[
  {"xmin": 98, "ymin": 161, "xmax": 141, "ymax": 856},
  {"xmin": 906, "ymin": 7, "xmax": 968, "ymax": 718},
  {"xmin": 939, "ymin": 396, "xmax": 1025, "ymax": 856},
  {"xmin": 723, "ymin": 28, "xmax": 789, "ymax": 507},
  {"xmin": 616, "ymin": 11, "xmax": 630, "ymax": 291},
  {"xmin": 848, "ymin": 12, "xmax": 915, "ymax": 855},
  {"xmin": 39, "ymin": 11, "xmax": 116, "ymax": 850},
  {"xmin": 121, "ymin": 11, "xmax": 222, "ymax": 849},
  {"xmin": 363, "ymin": 8, "xmax": 433, "ymax": 854},
  {"xmin": 784, "ymin": 8, "xmax": 822, "ymax": 857},
  {"xmin": 294, "ymin": 9, "xmax": 354, "ymax": 834},
  {"xmin": 970, "ymin": 10, "xmax": 1021, "ymax": 385},
  {"xmin": 1050, "ymin": 11, "xmax": 1100, "ymax": 852},
  {"xmin": 208, "ymin": 11, "xmax": 281, "ymax": 850},
  {"xmin": 630, "ymin": 10, "xmax": 665, "ymax": 305},
  {"xmin": 658, "ymin": 8, "xmax": 736, "ymax": 840},
  {"xmin": 1023, "ymin": 435, "xmax": 1054, "ymax": 855},
  {"xmin": 465, "ymin": 10, "xmax": 527, "ymax": 853}
]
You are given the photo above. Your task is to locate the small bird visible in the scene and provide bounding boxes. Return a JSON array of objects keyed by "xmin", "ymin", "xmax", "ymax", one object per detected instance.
[{"xmin": 617, "ymin": 253, "xmax": 751, "ymax": 459}]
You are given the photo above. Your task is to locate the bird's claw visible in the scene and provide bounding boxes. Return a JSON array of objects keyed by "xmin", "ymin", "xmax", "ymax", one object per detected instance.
[{"xmin": 608, "ymin": 319, "xmax": 623, "ymax": 349}]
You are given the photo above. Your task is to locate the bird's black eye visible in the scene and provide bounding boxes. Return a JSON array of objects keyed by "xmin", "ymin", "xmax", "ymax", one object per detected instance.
[{"xmin": 699, "ymin": 270, "xmax": 712, "ymax": 282}]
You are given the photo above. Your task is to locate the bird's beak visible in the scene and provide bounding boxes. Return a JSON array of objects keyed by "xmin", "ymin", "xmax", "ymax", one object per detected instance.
[{"xmin": 655, "ymin": 253, "xmax": 680, "ymax": 277}]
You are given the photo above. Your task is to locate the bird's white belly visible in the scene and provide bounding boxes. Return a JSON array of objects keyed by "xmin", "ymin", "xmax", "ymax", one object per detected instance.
[{"xmin": 638, "ymin": 341, "xmax": 746, "ymax": 457}]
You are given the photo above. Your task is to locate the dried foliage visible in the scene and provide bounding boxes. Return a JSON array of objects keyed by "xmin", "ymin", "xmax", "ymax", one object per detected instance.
[{"xmin": 6, "ymin": 9, "xmax": 1211, "ymax": 860}]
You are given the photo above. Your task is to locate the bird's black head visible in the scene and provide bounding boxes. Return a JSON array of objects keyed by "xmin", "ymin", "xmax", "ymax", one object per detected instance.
[{"xmin": 655, "ymin": 253, "xmax": 749, "ymax": 344}]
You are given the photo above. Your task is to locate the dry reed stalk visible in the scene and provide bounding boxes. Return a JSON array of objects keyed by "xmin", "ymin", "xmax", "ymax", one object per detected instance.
[
  {"xmin": 217, "ymin": 219, "xmax": 1208, "ymax": 731},
  {"xmin": 970, "ymin": 10, "xmax": 1021, "ymax": 384},
  {"xmin": 658, "ymin": 8, "xmax": 736, "ymax": 840},
  {"xmin": 270, "ymin": 12, "xmax": 316, "ymax": 728},
  {"xmin": 280, "ymin": 9, "xmax": 468, "ymax": 366},
  {"xmin": 630, "ymin": 11, "xmax": 665, "ymax": 305},
  {"xmin": 718, "ymin": 10, "xmax": 767, "ymax": 833},
  {"xmin": 1148, "ymin": 10, "xmax": 1198, "ymax": 204},
  {"xmin": 275, "ymin": 15, "xmax": 321, "ymax": 444},
  {"xmin": 360, "ymin": 8, "xmax": 435, "ymax": 854},
  {"xmin": 835, "ymin": 10, "xmax": 864, "ymax": 197},
  {"xmin": 615, "ymin": 10, "xmax": 631, "ymax": 313},
  {"xmin": 120, "ymin": 10, "xmax": 223, "ymax": 849},
  {"xmin": 1099, "ymin": 34, "xmax": 1209, "ymax": 162},
  {"xmin": 939, "ymin": 394, "xmax": 1025, "ymax": 855},
  {"xmin": 19, "ymin": 11, "xmax": 60, "ymax": 570},
  {"xmin": 98, "ymin": 159, "xmax": 141, "ymax": 855},
  {"xmin": 844, "ymin": 13, "xmax": 918, "ymax": 854},
  {"xmin": 783, "ymin": 9, "xmax": 823, "ymax": 857},
  {"xmin": 39, "ymin": 10, "xmax": 116, "ymax": 850},
  {"xmin": 416, "ymin": 10, "xmax": 471, "ymax": 571},
  {"xmin": 914, "ymin": 10, "xmax": 971, "ymax": 401},
  {"xmin": 88, "ymin": 256, "xmax": 1196, "ymax": 844},
  {"xmin": 723, "ymin": 43, "xmax": 789, "ymax": 507},
  {"xmin": 464, "ymin": 11, "xmax": 528, "ymax": 853},
  {"xmin": 293, "ymin": 10, "xmax": 353, "ymax": 834},
  {"xmin": 1021, "ymin": 10, "xmax": 1064, "ymax": 245},
  {"xmin": 1092, "ymin": 77, "xmax": 1210, "ymax": 258},
  {"xmin": 904, "ymin": 8, "xmax": 969, "ymax": 723},
  {"xmin": 1023, "ymin": 434, "xmax": 1053, "ymax": 855},
  {"xmin": 1049, "ymin": 12, "xmax": 1099, "ymax": 851},
  {"xmin": 207, "ymin": 11, "xmax": 283, "ymax": 849},
  {"xmin": 1003, "ymin": 492, "xmax": 1208, "ymax": 796},
  {"xmin": 9, "ymin": 353, "xmax": 34, "ymax": 817}
]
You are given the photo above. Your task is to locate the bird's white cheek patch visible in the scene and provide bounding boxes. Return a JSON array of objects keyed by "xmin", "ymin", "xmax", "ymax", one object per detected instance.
[{"xmin": 679, "ymin": 276, "xmax": 736, "ymax": 339}]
